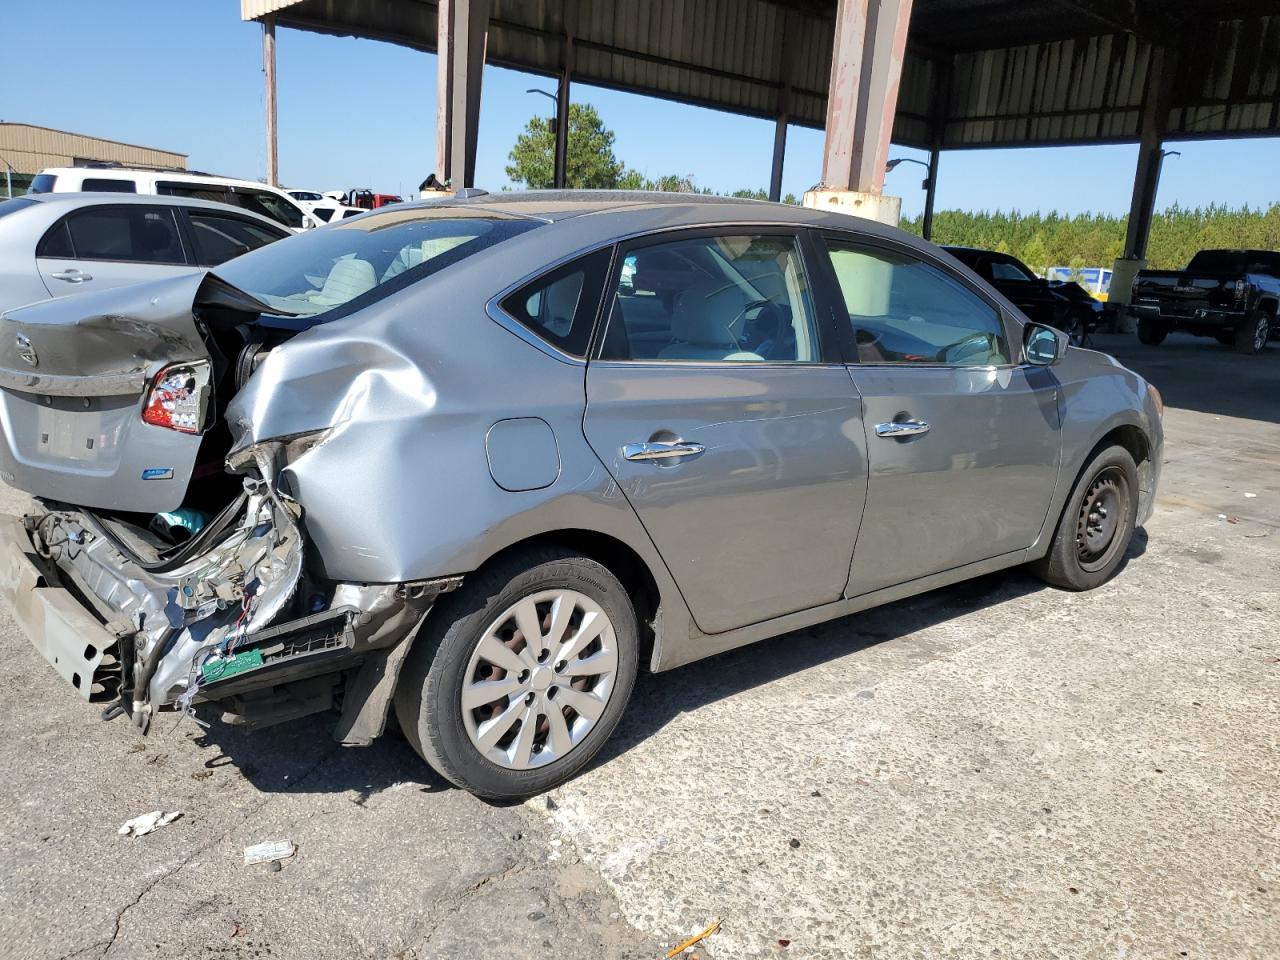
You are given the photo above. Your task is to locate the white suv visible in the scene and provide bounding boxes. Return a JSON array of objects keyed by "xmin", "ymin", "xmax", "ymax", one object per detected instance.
[{"xmin": 29, "ymin": 167, "xmax": 320, "ymax": 233}]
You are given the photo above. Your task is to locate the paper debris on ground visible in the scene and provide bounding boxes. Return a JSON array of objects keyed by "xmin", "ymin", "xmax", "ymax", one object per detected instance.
[
  {"xmin": 665, "ymin": 919, "xmax": 722, "ymax": 958},
  {"xmin": 244, "ymin": 839, "xmax": 296, "ymax": 866},
  {"xmin": 118, "ymin": 810, "xmax": 182, "ymax": 837}
]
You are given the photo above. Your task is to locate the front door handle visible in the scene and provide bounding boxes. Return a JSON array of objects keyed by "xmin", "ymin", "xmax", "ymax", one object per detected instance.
[
  {"xmin": 622, "ymin": 440, "xmax": 705, "ymax": 461},
  {"xmin": 50, "ymin": 269, "xmax": 92, "ymax": 283},
  {"xmin": 874, "ymin": 419, "xmax": 930, "ymax": 438}
]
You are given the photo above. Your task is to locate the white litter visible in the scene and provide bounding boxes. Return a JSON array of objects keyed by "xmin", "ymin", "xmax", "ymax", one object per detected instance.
[
  {"xmin": 1218, "ymin": 514, "xmax": 1228, "ymax": 519},
  {"xmin": 1245, "ymin": 492, "xmax": 1258, "ymax": 498},
  {"xmin": 118, "ymin": 810, "xmax": 182, "ymax": 837},
  {"xmin": 244, "ymin": 839, "xmax": 295, "ymax": 866}
]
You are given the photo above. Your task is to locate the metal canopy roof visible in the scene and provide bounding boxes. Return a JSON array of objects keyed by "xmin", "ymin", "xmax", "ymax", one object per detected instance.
[{"xmin": 242, "ymin": 0, "xmax": 1280, "ymax": 149}]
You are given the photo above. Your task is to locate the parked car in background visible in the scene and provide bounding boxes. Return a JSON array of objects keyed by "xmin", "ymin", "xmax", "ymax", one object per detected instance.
[
  {"xmin": 310, "ymin": 204, "xmax": 366, "ymax": 223},
  {"xmin": 0, "ymin": 192, "xmax": 1162, "ymax": 800},
  {"xmin": 944, "ymin": 246, "xmax": 1100, "ymax": 346},
  {"xmin": 29, "ymin": 166, "xmax": 321, "ymax": 233},
  {"xmin": 0, "ymin": 193, "xmax": 289, "ymax": 315},
  {"xmin": 1130, "ymin": 249, "xmax": 1280, "ymax": 354}
]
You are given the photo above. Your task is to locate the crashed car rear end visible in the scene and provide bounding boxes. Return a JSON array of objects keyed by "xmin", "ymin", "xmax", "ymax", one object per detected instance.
[{"xmin": 0, "ymin": 209, "xmax": 533, "ymax": 739}]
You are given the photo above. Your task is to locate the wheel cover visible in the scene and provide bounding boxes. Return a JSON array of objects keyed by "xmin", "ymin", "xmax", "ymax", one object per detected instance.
[
  {"xmin": 1255, "ymin": 317, "xmax": 1268, "ymax": 351},
  {"xmin": 461, "ymin": 589, "xmax": 618, "ymax": 770},
  {"xmin": 1075, "ymin": 466, "xmax": 1130, "ymax": 572}
]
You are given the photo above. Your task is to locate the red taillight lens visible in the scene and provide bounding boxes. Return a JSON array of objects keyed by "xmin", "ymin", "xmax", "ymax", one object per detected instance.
[{"xmin": 142, "ymin": 361, "xmax": 211, "ymax": 434}]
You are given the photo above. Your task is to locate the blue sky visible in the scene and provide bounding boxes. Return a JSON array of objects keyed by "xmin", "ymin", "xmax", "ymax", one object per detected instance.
[{"xmin": 3, "ymin": 0, "xmax": 1276, "ymax": 219}]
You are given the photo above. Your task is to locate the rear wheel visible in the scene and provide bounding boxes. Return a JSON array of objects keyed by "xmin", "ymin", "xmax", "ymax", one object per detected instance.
[
  {"xmin": 1234, "ymin": 310, "xmax": 1270, "ymax": 355},
  {"xmin": 1137, "ymin": 317, "xmax": 1167, "ymax": 346},
  {"xmin": 1031, "ymin": 445, "xmax": 1139, "ymax": 591},
  {"xmin": 395, "ymin": 547, "xmax": 639, "ymax": 800}
]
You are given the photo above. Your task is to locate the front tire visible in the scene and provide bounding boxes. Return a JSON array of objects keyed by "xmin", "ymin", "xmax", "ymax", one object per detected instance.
[
  {"xmin": 1137, "ymin": 317, "xmax": 1167, "ymax": 346},
  {"xmin": 1234, "ymin": 311, "xmax": 1270, "ymax": 355},
  {"xmin": 394, "ymin": 547, "xmax": 639, "ymax": 800},
  {"xmin": 1031, "ymin": 445, "xmax": 1139, "ymax": 591}
]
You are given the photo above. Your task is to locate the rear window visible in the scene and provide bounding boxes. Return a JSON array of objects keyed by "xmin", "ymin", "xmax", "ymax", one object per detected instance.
[
  {"xmin": 1187, "ymin": 250, "xmax": 1280, "ymax": 276},
  {"xmin": 0, "ymin": 197, "xmax": 37, "ymax": 218},
  {"xmin": 81, "ymin": 178, "xmax": 137, "ymax": 193},
  {"xmin": 27, "ymin": 174, "xmax": 58, "ymax": 194},
  {"xmin": 212, "ymin": 208, "xmax": 541, "ymax": 320}
]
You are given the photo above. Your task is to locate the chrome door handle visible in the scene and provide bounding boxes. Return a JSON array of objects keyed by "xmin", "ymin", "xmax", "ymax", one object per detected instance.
[
  {"xmin": 874, "ymin": 419, "xmax": 930, "ymax": 438},
  {"xmin": 50, "ymin": 270, "xmax": 91, "ymax": 283},
  {"xmin": 622, "ymin": 440, "xmax": 705, "ymax": 461}
]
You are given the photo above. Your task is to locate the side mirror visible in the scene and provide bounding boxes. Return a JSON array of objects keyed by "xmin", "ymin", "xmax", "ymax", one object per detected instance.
[{"xmin": 1024, "ymin": 322, "xmax": 1067, "ymax": 365}]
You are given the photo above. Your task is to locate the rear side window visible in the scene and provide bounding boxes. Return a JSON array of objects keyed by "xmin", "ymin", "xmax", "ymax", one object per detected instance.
[
  {"xmin": 500, "ymin": 249, "xmax": 612, "ymax": 358},
  {"xmin": 40, "ymin": 206, "xmax": 186, "ymax": 264},
  {"xmin": 27, "ymin": 174, "xmax": 58, "ymax": 194},
  {"xmin": 187, "ymin": 212, "xmax": 285, "ymax": 265},
  {"xmin": 81, "ymin": 178, "xmax": 137, "ymax": 193}
]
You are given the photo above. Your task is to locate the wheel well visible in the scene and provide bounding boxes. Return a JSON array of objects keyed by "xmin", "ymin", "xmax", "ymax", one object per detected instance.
[
  {"xmin": 1098, "ymin": 424, "xmax": 1149, "ymax": 468},
  {"xmin": 476, "ymin": 530, "xmax": 662, "ymax": 672},
  {"xmin": 1257, "ymin": 298, "xmax": 1278, "ymax": 317}
]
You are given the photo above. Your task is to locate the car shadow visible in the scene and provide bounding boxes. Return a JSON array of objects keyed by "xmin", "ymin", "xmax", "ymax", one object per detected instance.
[{"xmin": 189, "ymin": 531, "xmax": 1149, "ymax": 800}]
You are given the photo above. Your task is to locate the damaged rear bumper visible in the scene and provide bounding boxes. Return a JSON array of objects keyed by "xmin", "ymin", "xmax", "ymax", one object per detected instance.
[
  {"xmin": 0, "ymin": 514, "xmax": 123, "ymax": 701},
  {"xmin": 4, "ymin": 476, "xmax": 461, "ymax": 736}
]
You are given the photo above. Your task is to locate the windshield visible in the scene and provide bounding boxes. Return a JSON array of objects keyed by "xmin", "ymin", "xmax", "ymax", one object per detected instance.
[
  {"xmin": 212, "ymin": 207, "xmax": 541, "ymax": 319},
  {"xmin": 1187, "ymin": 250, "xmax": 1280, "ymax": 276}
]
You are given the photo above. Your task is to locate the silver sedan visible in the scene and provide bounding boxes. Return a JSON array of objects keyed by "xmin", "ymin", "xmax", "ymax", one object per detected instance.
[
  {"xmin": 0, "ymin": 192, "xmax": 1162, "ymax": 799},
  {"xmin": 0, "ymin": 192, "xmax": 288, "ymax": 315}
]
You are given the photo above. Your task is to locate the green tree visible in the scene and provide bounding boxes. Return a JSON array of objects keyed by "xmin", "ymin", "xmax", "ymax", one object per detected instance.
[{"xmin": 505, "ymin": 102, "xmax": 625, "ymax": 189}]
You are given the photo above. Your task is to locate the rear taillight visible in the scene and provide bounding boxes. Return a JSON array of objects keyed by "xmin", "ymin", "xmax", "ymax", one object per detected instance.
[{"xmin": 142, "ymin": 361, "xmax": 212, "ymax": 434}]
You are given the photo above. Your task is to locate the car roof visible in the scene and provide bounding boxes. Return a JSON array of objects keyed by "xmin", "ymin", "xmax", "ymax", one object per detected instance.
[
  {"xmin": 19, "ymin": 191, "xmax": 288, "ymax": 230},
  {"xmin": 38, "ymin": 167, "xmax": 295, "ymax": 193}
]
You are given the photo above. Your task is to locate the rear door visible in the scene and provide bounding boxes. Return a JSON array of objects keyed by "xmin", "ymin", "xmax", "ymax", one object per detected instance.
[
  {"xmin": 814, "ymin": 234, "xmax": 1062, "ymax": 596},
  {"xmin": 35, "ymin": 204, "xmax": 195, "ymax": 297},
  {"xmin": 583, "ymin": 229, "xmax": 868, "ymax": 635}
]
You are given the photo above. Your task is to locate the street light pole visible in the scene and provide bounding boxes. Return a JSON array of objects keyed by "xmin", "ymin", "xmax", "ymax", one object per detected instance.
[
  {"xmin": 526, "ymin": 88, "xmax": 565, "ymax": 189},
  {"xmin": 886, "ymin": 157, "xmax": 935, "ymax": 240}
]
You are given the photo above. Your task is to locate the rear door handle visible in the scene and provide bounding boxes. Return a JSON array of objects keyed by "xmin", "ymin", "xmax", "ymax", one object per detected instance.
[
  {"xmin": 50, "ymin": 270, "xmax": 92, "ymax": 283},
  {"xmin": 622, "ymin": 440, "xmax": 705, "ymax": 461},
  {"xmin": 874, "ymin": 419, "xmax": 930, "ymax": 438}
]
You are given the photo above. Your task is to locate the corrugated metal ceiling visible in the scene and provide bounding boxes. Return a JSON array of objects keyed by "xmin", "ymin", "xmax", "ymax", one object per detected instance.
[{"xmin": 243, "ymin": 0, "xmax": 1280, "ymax": 149}]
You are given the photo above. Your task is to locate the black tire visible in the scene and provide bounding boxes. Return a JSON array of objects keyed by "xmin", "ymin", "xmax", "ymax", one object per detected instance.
[
  {"xmin": 1030, "ymin": 445, "xmax": 1140, "ymax": 591},
  {"xmin": 394, "ymin": 546, "xmax": 639, "ymax": 800},
  {"xmin": 1234, "ymin": 310, "xmax": 1270, "ymax": 355},
  {"xmin": 1061, "ymin": 310, "xmax": 1087, "ymax": 348},
  {"xmin": 1137, "ymin": 317, "xmax": 1167, "ymax": 346},
  {"xmin": 1214, "ymin": 332, "xmax": 1235, "ymax": 346}
]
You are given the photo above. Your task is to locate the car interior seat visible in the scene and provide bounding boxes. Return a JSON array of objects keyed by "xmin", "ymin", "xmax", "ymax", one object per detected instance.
[{"xmin": 658, "ymin": 278, "xmax": 763, "ymax": 361}]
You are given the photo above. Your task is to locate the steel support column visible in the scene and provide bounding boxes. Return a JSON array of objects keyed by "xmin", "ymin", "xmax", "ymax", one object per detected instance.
[
  {"xmin": 554, "ymin": 35, "xmax": 572, "ymax": 189},
  {"xmin": 769, "ymin": 10, "xmax": 794, "ymax": 203},
  {"xmin": 820, "ymin": 0, "xmax": 914, "ymax": 195},
  {"xmin": 1123, "ymin": 46, "xmax": 1177, "ymax": 261},
  {"xmin": 921, "ymin": 58, "xmax": 951, "ymax": 241},
  {"xmin": 436, "ymin": 0, "xmax": 490, "ymax": 188},
  {"xmin": 769, "ymin": 117, "xmax": 788, "ymax": 202},
  {"xmin": 263, "ymin": 16, "xmax": 278, "ymax": 187}
]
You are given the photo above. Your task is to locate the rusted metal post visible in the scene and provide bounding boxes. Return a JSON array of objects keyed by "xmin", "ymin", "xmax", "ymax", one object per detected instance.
[
  {"xmin": 263, "ymin": 16, "xmax": 278, "ymax": 187},
  {"xmin": 808, "ymin": 0, "xmax": 913, "ymax": 224},
  {"xmin": 436, "ymin": 0, "xmax": 490, "ymax": 188}
]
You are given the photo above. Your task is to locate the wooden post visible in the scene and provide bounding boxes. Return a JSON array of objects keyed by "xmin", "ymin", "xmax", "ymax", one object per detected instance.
[{"xmin": 264, "ymin": 16, "xmax": 278, "ymax": 187}]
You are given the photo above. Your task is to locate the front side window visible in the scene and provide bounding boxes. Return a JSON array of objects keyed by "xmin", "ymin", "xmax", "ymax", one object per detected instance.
[
  {"xmin": 158, "ymin": 181, "xmax": 305, "ymax": 230},
  {"xmin": 212, "ymin": 208, "xmax": 540, "ymax": 319},
  {"xmin": 825, "ymin": 240, "xmax": 1010, "ymax": 366},
  {"xmin": 47, "ymin": 206, "xmax": 185, "ymax": 264},
  {"xmin": 187, "ymin": 212, "xmax": 285, "ymax": 265},
  {"xmin": 500, "ymin": 249, "xmax": 611, "ymax": 358},
  {"xmin": 600, "ymin": 233, "xmax": 820, "ymax": 362}
]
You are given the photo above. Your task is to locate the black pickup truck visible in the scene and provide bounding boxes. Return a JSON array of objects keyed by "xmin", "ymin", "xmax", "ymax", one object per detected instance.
[{"xmin": 1130, "ymin": 249, "xmax": 1280, "ymax": 354}]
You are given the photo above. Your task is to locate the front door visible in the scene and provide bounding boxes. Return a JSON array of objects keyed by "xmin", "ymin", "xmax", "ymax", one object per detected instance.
[
  {"xmin": 815, "ymin": 235, "xmax": 1062, "ymax": 596},
  {"xmin": 583, "ymin": 230, "xmax": 868, "ymax": 635}
]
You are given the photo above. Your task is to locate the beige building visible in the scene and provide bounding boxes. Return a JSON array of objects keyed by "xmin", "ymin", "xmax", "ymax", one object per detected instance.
[{"xmin": 0, "ymin": 122, "xmax": 186, "ymax": 194}]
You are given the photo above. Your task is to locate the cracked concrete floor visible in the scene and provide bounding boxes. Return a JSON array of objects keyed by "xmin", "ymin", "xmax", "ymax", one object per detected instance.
[{"xmin": 1, "ymin": 332, "xmax": 1278, "ymax": 959}]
